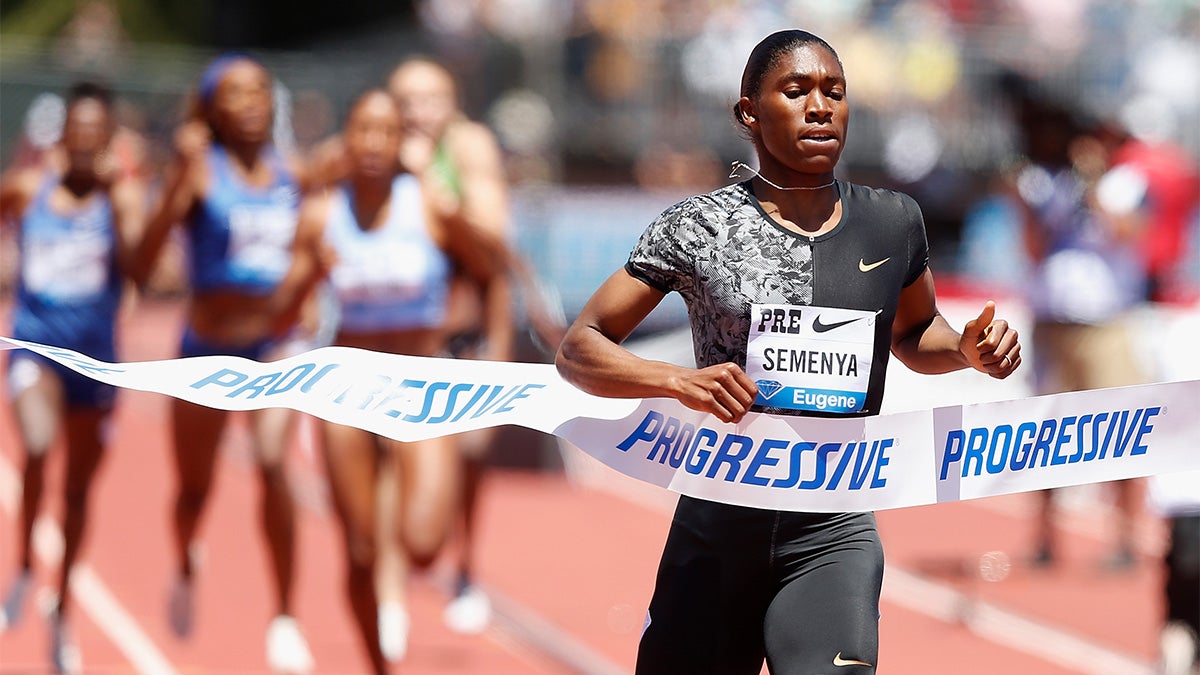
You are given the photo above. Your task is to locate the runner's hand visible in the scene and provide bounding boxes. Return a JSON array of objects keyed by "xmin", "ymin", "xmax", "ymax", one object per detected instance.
[
  {"xmin": 672, "ymin": 363, "xmax": 758, "ymax": 424},
  {"xmin": 959, "ymin": 301, "xmax": 1021, "ymax": 379},
  {"xmin": 174, "ymin": 120, "xmax": 211, "ymax": 164}
]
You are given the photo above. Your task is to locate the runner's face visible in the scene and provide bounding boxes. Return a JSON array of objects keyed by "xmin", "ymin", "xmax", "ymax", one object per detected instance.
[
  {"xmin": 750, "ymin": 44, "xmax": 848, "ymax": 176},
  {"xmin": 345, "ymin": 93, "xmax": 402, "ymax": 180},
  {"xmin": 62, "ymin": 98, "xmax": 112, "ymax": 175},
  {"xmin": 211, "ymin": 61, "xmax": 273, "ymax": 144},
  {"xmin": 389, "ymin": 63, "xmax": 457, "ymax": 141}
]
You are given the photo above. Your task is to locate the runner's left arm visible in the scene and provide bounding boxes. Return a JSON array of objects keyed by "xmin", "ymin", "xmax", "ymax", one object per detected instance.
[
  {"xmin": 890, "ymin": 268, "xmax": 1020, "ymax": 379},
  {"xmin": 110, "ymin": 176, "xmax": 149, "ymax": 281}
]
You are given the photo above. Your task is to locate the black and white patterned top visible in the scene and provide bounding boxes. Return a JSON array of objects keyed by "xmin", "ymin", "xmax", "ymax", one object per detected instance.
[{"xmin": 626, "ymin": 179, "xmax": 929, "ymax": 416}]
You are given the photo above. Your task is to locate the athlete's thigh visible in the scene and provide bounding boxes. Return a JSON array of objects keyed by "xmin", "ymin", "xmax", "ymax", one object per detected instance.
[
  {"xmin": 392, "ymin": 436, "xmax": 460, "ymax": 553},
  {"xmin": 247, "ymin": 405, "xmax": 296, "ymax": 468},
  {"xmin": 171, "ymin": 397, "xmax": 229, "ymax": 490},
  {"xmin": 62, "ymin": 408, "xmax": 109, "ymax": 494},
  {"xmin": 763, "ymin": 524, "xmax": 884, "ymax": 674},
  {"xmin": 636, "ymin": 499, "xmax": 771, "ymax": 675},
  {"xmin": 320, "ymin": 422, "xmax": 380, "ymax": 551},
  {"xmin": 9, "ymin": 356, "xmax": 66, "ymax": 455}
]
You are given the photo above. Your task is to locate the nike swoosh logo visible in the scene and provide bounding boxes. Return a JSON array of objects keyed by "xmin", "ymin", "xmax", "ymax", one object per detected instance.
[
  {"xmin": 812, "ymin": 315, "xmax": 863, "ymax": 333},
  {"xmin": 833, "ymin": 652, "xmax": 874, "ymax": 667},
  {"xmin": 859, "ymin": 257, "xmax": 890, "ymax": 272}
]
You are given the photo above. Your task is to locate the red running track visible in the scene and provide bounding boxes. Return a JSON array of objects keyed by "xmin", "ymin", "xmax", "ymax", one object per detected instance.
[{"xmin": 0, "ymin": 299, "xmax": 1169, "ymax": 674}]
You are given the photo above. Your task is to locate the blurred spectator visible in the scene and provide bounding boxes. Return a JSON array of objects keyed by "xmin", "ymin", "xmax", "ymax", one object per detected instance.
[
  {"xmin": 1097, "ymin": 102, "xmax": 1200, "ymax": 304},
  {"xmin": 52, "ymin": 0, "xmax": 131, "ymax": 76},
  {"xmin": 1006, "ymin": 90, "xmax": 1149, "ymax": 570}
]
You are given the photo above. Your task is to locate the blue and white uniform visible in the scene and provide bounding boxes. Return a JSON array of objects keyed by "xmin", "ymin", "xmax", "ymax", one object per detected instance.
[
  {"xmin": 325, "ymin": 173, "xmax": 451, "ymax": 334},
  {"xmin": 10, "ymin": 173, "xmax": 121, "ymax": 408},
  {"xmin": 180, "ymin": 144, "xmax": 300, "ymax": 359}
]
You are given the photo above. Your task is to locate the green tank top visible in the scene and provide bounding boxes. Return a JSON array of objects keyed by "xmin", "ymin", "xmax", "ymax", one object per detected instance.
[{"xmin": 430, "ymin": 139, "xmax": 463, "ymax": 200}]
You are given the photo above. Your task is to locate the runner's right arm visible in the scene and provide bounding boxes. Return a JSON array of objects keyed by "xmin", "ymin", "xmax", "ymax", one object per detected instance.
[
  {"xmin": 129, "ymin": 121, "xmax": 208, "ymax": 288},
  {"xmin": 556, "ymin": 269, "xmax": 757, "ymax": 424}
]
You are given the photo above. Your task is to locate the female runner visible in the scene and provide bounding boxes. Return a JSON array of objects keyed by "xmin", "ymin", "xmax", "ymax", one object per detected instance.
[
  {"xmin": 137, "ymin": 53, "xmax": 319, "ymax": 673},
  {"xmin": 0, "ymin": 81, "xmax": 145, "ymax": 674},
  {"xmin": 280, "ymin": 89, "xmax": 505, "ymax": 673},
  {"xmin": 556, "ymin": 30, "xmax": 1021, "ymax": 674}
]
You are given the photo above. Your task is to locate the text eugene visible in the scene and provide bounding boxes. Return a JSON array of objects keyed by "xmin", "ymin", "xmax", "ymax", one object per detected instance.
[
  {"xmin": 616, "ymin": 410, "xmax": 894, "ymax": 491},
  {"xmin": 189, "ymin": 363, "xmax": 545, "ymax": 423}
]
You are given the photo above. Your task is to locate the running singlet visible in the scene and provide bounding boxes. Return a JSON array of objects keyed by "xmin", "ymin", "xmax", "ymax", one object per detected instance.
[
  {"xmin": 187, "ymin": 145, "xmax": 300, "ymax": 295},
  {"xmin": 325, "ymin": 173, "xmax": 451, "ymax": 332},
  {"xmin": 11, "ymin": 173, "xmax": 121, "ymax": 359},
  {"xmin": 626, "ymin": 180, "xmax": 928, "ymax": 417}
]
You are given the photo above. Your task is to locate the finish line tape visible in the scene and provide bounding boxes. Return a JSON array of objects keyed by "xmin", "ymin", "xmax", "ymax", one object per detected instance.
[{"xmin": 3, "ymin": 336, "xmax": 1197, "ymax": 513}]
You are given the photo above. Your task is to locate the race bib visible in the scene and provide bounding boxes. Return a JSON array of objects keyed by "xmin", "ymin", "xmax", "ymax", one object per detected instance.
[
  {"xmin": 23, "ymin": 230, "xmax": 110, "ymax": 300},
  {"xmin": 331, "ymin": 239, "xmax": 431, "ymax": 302},
  {"xmin": 746, "ymin": 304, "xmax": 876, "ymax": 413},
  {"xmin": 228, "ymin": 204, "xmax": 296, "ymax": 281}
]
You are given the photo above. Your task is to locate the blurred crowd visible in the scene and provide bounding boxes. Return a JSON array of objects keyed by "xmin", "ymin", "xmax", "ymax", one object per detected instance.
[{"xmin": 0, "ymin": 1, "xmax": 1198, "ymax": 674}]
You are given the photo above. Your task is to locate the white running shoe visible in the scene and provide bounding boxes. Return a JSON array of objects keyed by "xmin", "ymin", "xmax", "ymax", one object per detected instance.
[
  {"xmin": 266, "ymin": 614, "xmax": 314, "ymax": 674},
  {"xmin": 0, "ymin": 569, "xmax": 33, "ymax": 632},
  {"xmin": 50, "ymin": 610, "xmax": 82, "ymax": 674},
  {"xmin": 378, "ymin": 602, "xmax": 409, "ymax": 663},
  {"xmin": 1158, "ymin": 621, "xmax": 1198, "ymax": 675},
  {"xmin": 443, "ymin": 585, "xmax": 492, "ymax": 635},
  {"xmin": 167, "ymin": 575, "xmax": 193, "ymax": 638}
]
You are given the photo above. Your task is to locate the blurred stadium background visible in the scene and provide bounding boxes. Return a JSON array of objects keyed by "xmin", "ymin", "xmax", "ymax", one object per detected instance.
[{"xmin": 1, "ymin": 1, "xmax": 1199, "ymax": 673}]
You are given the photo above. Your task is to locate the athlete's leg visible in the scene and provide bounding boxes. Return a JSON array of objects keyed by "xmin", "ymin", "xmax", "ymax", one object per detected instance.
[
  {"xmin": 394, "ymin": 435, "xmax": 461, "ymax": 568},
  {"xmin": 452, "ymin": 428, "xmax": 493, "ymax": 585},
  {"xmin": 635, "ymin": 498, "xmax": 771, "ymax": 675},
  {"xmin": 248, "ymin": 406, "xmax": 298, "ymax": 616},
  {"xmin": 56, "ymin": 407, "xmax": 108, "ymax": 619},
  {"xmin": 3, "ymin": 356, "xmax": 64, "ymax": 627},
  {"xmin": 320, "ymin": 421, "xmax": 386, "ymax": 674},
  {"xmin": 373, "ymin": 449, "xmax": 408, "ymax": 662},
  {"xmin": 442, "ymin": 428, "xmax": 494, "ymax": 633},
  {"xmin": 763, "ymin": 513, "xmax": 884, "ymax": 675},
  {"xmin": 171, "ymin": 398, "xmax": 227, "ymax": 578}
]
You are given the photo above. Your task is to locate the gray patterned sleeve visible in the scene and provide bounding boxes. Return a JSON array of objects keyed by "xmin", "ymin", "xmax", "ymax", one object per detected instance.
[{"xmin": 625, "ymin": 198, "xmax": 700, "ymax": 294}]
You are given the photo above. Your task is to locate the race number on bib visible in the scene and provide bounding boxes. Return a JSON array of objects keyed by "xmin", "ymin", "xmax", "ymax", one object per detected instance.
[
  {"xmin": 23, "ymin": 232, "xmax": 110, "ymax": 300},
  {"xmin": 228, "ymin": 204, "xmax": 296, "ymax": 282},
  {"xmin": 746, "ymin": 304, "xmax": 876, "ymax": 413}
]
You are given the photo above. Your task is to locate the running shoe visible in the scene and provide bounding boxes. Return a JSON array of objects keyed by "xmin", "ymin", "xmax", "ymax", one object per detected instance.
[
  {"xmin": 167, "ymin": 574, "xmax": 193, "ymax": 638},
  {"xmin": 49, "ymin": 608, "xmax": 82, "ymax": 674},
  {"xmin": 443, "ymin": 584, "xmax": 492, "ymax": 635},
  {"xmin": 265, "ymin": 614, "xmax": 314, "ymax": 674},
  {"xmin": 0, "ymin": 568, "xmax": 33, "ymax": 632},
  {"xmin": 1158, "ymin": 621, "xmax": 1198, "ymax": 675},
  {"xmin": 167, "ymin": 542, "xmax": 204, "ymax": 638},
  {"xmin": 378, "ymin": 601, "xmax": 409, "ymax": 663}
]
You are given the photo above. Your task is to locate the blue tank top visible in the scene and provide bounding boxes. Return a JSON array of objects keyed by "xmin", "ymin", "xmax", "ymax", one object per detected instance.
[
  {"xmin": 187, "ymin": 144, "xmax": 300, "ymax": 295},
  {"xmin": 325, "ymin": 174, "xmax": 451, "ymax": 332},
  {"xmin": 12, "ymin": 173, "xmax": 121, "ymax": 358}
]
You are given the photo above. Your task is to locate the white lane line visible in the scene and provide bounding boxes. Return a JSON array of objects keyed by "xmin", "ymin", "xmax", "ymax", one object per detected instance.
[
  {"xmin": 423, "ymin": 572, "xmax": 630, "ymax": 675},
  {"xmin": 0, "ymin": 451, "xmax": 180, "ymax": 675},
  {"xmin": 564, "ymin": 443, "xmax": 1157, "ymax": 675},
  {"xmin": 884, "ymin": 568, "xmax": 1154, "ymax": 675},
  {"xmin": 485, "ymin": 584, "xmax": 630, "ymax": 675}
]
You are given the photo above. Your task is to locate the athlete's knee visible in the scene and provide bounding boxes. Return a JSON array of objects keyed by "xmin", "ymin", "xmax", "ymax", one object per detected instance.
[
  {"xmin": 346, "ymin": 533, "xmax": 377, "ymax": 572},
  {"xmin": 63, "ymin": 479, "xmax": 93, "ymax": 514},
  {"xmin": 406, "ymin": 542, "xmax": 439, "ymax": 570},
  {"xmin": 175, "ymin": 485, "xmax": 210, "ymax": 514}
]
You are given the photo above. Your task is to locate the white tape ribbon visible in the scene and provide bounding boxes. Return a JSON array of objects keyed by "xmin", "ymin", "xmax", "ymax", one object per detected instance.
[{"xmin": 3, "ymin": 335, "xmax": 1197, "ymax": 513}]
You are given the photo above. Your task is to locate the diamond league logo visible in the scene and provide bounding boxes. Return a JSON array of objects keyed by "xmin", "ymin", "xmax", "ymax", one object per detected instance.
[{"xmin": 756, "ymin": 379, "xmax": 784, "ymax": 400}]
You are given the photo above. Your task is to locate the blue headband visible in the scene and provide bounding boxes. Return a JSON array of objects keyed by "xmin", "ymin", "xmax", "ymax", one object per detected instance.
[{"xmin": 198, "ymin": 52, "xmax": 259, "ymax": 106}]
